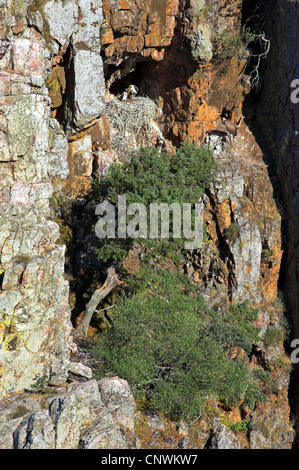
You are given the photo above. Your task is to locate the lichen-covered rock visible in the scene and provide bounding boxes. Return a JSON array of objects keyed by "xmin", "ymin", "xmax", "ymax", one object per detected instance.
[
  {"xmin": 98, "ymin": 376, "xmax": 137, "ymax": 432},
  {"xmin": 43, "ymin": 0, "xmax": 79, "ymax": 46},
  {"xmin": 144, "ymin": 410, "xmax": 166, "ymax": 431},
  {"xmin": 48, "ymin": 118, "xmax": 69, "ymax": 180},
  {"xmin": 0, "ymin": 8, "xmax": 74, "ymax": 396},
  {"xmin": 48, "ymin": 380, "xmax": 104, "ymax": 448},
  {"xmin": 0, "ymin": 378, "xmax": 140, "ymax": 449},
  {"xmin": 0, "ymin": 0, "xmax": 108, "ymax": 397},
  {"xmin": 13, "ymin": 410, "xmax": 55, "ymax": 449},
  {"xmin": 79, "ymin": 412, "xmax": 128, "ymax": 449},
  {"xmin": 0, "ymin": 395, "xmax": 42, "ymax": 449},
  {"xmin": 206, "ymin": 424, "xmax": 241, "ymax": 449},
  {"xmin": 249, "ymin": 398, "xmax": 295, "ymax": 449},
  {"xmin": 190, "ymin": 24, "xmax": 213, "ymax": 62},
  {"xmin": 68, "ymin": 361, "xmax": 93, "ymax": 380}
]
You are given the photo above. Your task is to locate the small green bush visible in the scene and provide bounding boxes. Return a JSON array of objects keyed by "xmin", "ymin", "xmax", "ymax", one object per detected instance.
[
  {"xmin": 214, "ymin": 26, "xmax": 254, "ymax": 59},
  {"xmin": 228, "ymin": 418, "xmax": 249, "ymax": 434},
  {"xmin": 224, "ymin": 222, "xmax": 241, "ymax": 243},
  {"xmin": 264, "ymin": 327, "xmax": 285, "ymax": 346}
]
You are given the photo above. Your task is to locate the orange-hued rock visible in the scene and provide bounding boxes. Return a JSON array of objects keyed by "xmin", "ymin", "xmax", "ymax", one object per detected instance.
[
  {"xmin": 100, "ymin": 26, "xmax": 114, "ymax": 45},
  {"xmin": 91, "ymin": 115, "xmax": 111, "ymax": 152},
  {"xmin": 63, "ymin": 135, "xmax": 93, "ymax": 197},
  {"xmin": 102, "ymin": 0, "xmax": 179, "ymax": 78},
  {"xmin": 63, "ymin": 115, "xmax": 115, "ymax": 197}
]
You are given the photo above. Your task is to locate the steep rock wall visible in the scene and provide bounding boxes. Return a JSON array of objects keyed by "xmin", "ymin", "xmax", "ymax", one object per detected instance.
[
  {"xmin": 255, "ymin": 0, "xmax": 299, "ymax": 336},
  {"xmin": 0, "ymin": 17, "xmax": 73, "ymax": 394},
  {"xmin": 251, "ymin": 0, "xmax": 299, "ymax": 445},
  {"xmin": 0, "ymin": 0, "xmax": 296, "ymax": 449},
  {"xmin": 0, "ymin": 0, "xmax": 140, "ymax": 450}
]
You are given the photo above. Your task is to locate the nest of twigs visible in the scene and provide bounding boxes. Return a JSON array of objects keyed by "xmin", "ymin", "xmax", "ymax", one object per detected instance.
[{"xmin": 105, "ymin": 97, "xmax": 158, "ymax": 161}]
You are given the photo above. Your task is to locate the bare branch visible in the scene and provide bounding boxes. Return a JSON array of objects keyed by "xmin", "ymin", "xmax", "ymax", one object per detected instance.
[
  {"xmin": 74, "ymin": 267, "xmax": 124, "ymax": 338},
  {"xmin": 249, "ymin": 32, "xmax": 271, "ymax": 89}
]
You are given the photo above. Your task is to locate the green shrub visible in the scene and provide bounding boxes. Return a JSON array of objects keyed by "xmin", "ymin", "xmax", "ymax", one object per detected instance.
[
  {"xmin": 224, "ymin": 222, "xmax": 241, "ymax": 243},
  {"xmin": 214, "ymin": 26, "xmax": 255, "ymax": 59},
  {"xmin": 92, "ymin": 142, "xmax": 216, "ymax": 263},
  {"xmin": 228, "ymin": 418, "xmax": 249, "ymax": 434},
  {"xmin": 29, "ymin": 374, "xmax": 55, "ymax": 395},
  {"xmin": 243, "ymin": 381, "xmax": 266, "ymax": 411},
  {"xmin": 92, "ymin": 269, "xmax": 260, "ymax": 421},
  {"xmin": 264, "ymin": 327, "xmax": 285, "ymax": 346},
  {"xmin": 205, "ymin": 300, "xmax": 260, "ymax": 354}
]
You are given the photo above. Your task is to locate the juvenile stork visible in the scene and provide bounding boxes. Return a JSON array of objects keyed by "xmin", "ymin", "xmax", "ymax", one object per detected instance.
[
  {"xmin": 127, "ymin": 84, "xmax": 139, "ymax": 99},
  {"xmin": 121, "ymin": 84, "xmax": 139, "ymax": 101}
]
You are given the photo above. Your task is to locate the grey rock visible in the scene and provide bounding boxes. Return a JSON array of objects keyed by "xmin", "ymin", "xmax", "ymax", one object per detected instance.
[
  {"xmin": 43, "ymin": 0, "xmax": 78, "ymax": 45},
  {"xmin": 206, "ymin": 424, "xmax": 241, "ymax": 449},
  {"xmin": 0, "ymin": 395, "xmax": 43, "ymax": 449},
  {"xmin": 178, "ymin": 436, "xmax": 193, "ymax": 449},
  {"xmin": 68, "ymin": 361, "xmax": 93, "ymax": 380},
  {"xmin": 79, "ymin": 413, "xmax": 127, "ymax": 449},
  {"xmin": 98, "ymin": 376, "xmax": 136, "ymax": 431},
  {"xmin": 145, "ymin": 410, "xmax": 165, "ymax": 431},
  {"xmin": 191, "ymin": 24, "xmax": 213, "ymax": 62},
  {"xmin": 13, "ymin": 410, "xmax": 55, "ymax": 449},
  {"xmin": 70, "ymin": 46, "xmax": 105, "ymax": 130},
  {"xmin": 48, "ymin": 380, "xmax": 104, "ymax": 449},
  {"xmin": 48, "ymin": 119, "xmax": 69, "ymax": 180},
  {"xmin": 0, "ymin": 378, "xmax": 140, "ymax": 449}
]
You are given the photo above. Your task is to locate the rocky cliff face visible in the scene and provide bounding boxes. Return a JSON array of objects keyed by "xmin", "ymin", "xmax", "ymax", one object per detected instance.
[
  {"xmin": 252, "ymin": 0, "xmax": 299, "ymax": 444},
  {"xmin": 0, "ymin": 377, "xmax": 139, "ymax": 449},
  {"xmin": 0, "ymin": 0, "xmax": 140, "ymax": 449},
  {"xmin": 255, "ymin": 0, "xmax": 299, "ymax": 336},
  {"xmin": 0, "ymin": 0, "xmax": 296, "ymax": 449},
  {"xmin": 0, "ymin": 2, "xmax": 73, "ymax": 396}
]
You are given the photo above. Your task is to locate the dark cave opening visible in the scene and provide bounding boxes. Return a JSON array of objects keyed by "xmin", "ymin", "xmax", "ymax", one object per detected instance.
[{"xmin": 108, "ymin": 61, "xmax": 147, "ymax": 98}]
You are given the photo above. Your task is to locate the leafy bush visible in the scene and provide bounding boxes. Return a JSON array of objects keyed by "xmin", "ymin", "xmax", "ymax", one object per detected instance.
[
  {"xmin": 214, "ymin": 26, "xmax": 255, "ymax": 59},
  {"xmin": 264, "ymin": 327, "xmax": 285, "ymax": 346},
  {"xmin": 224, "ymin": 222, "xmax": 241, "ymax": 243},
  {"xmin": 229, "ymin": 419, "xmax": 249, "ymax": 434},
  {"xmin": 92, "ymin": 268, "xmax": 260, "ymax": 421},
  {"xmin": 93, "ymin": 142, "xmax": 216, "ymax": 263},
  {"xmin": 205, "ymin": 299, "xmax": 260, "ymax": 354},
  {"xmin": 243, "ymin": 366, "xmax": 278, "ymax": 410}
]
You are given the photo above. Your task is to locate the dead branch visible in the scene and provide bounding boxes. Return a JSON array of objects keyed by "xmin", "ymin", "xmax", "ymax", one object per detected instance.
[
  {"xmin": 249, "ymin": 32, "xmax": 271, "ymax": 89},
  {"xmin": 74, "ymin": 267, "xmax": 124, "ymax": 338}
]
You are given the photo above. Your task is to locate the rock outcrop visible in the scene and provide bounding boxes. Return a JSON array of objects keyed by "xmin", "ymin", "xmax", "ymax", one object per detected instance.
[
  {"xmin": 0, "ymin": 0, "xmax": 297, "ymax": 450},
  {"xmin": 206, "ymin": 424, "xmax": 241, "ymax": 449},
  {"xmin": 0, "ymin": 0, "xmax": 140, "ymax": 450},
  {"xmin": 0, "ymin": 377, "xmax": 139, "ymax": 449},
  {"xmin": 0, "ymin": 26, "xmax": 73, "ymax": 394}
]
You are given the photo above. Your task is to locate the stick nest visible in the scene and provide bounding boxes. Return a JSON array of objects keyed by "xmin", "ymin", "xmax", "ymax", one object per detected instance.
[{"xmin": 105, "ymin": 97, "xmax": 159, "ymax": 161}]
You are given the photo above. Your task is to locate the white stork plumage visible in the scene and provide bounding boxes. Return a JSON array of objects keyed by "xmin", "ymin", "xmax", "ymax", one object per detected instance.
[
  {"xmin": 127, "ymin": 84, "xmax": 139, "ymax": 97},
  {"xmin": 120, "ymin": 84, "xmax": 139, "ymax": 101}
]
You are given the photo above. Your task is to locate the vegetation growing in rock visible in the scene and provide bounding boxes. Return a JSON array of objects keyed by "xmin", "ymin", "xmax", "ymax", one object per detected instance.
[
  {"xmin": 93, "ymin": 141, "xmax": 216, "ymax": 264},
  {"xmin": 84, "ymin": 142, "xmax": 270, "ymax": 423},
  {"xmin": 9, "ymin": 405, "xmax": 31, "ymax": 419},
  {"xmin": 224, "ymin": 222, "xmax": 241, "ymax": 243},
  {"xmin": 92, "ymin": 267, "xmax": 260, "ymax": 421},
  {"xmin": 264, "ymin": 327, "xmax": 285, "ymax": 346},
  {"xmin": 214, "ymin": 26, "xmax": 255, "ymax": 59}
]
